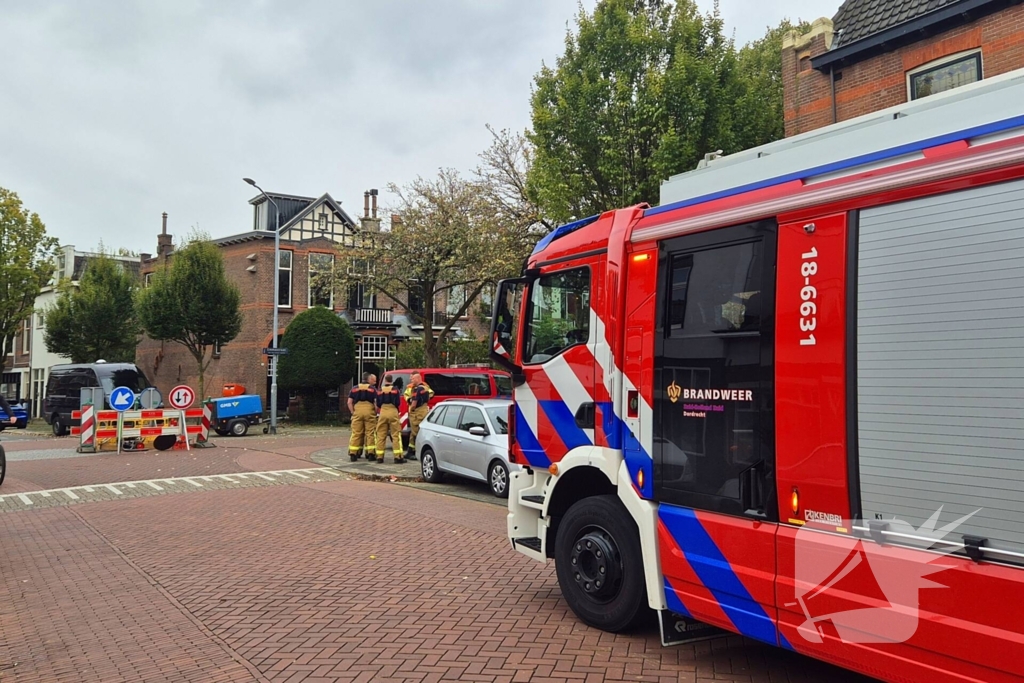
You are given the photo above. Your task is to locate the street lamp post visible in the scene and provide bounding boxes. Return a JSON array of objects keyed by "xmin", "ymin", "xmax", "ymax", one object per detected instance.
[{"xmin": 243, "ymin": 177, "xmax": 281, "ymax": 435}]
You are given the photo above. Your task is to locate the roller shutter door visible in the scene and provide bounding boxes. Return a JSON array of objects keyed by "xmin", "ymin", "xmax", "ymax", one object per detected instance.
[{"xmin": 857, "ymin": 177, "xmax": 1024, "ymax": 557}]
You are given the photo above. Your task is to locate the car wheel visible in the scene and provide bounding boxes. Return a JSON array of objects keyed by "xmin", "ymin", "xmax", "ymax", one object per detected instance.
[
  {"xmin": 0, "ymin": 445, "xmax": 6, "ymax": 487},
  {"xmin": 229, "ymin": 419, "xmax": 248, "ymax": 437},
  {"xmin": 52, "ymin": 414, "xmax": 68, "ymax": 437},
  {"xmin": 420, "ymin": 447, "xmax": 443, "ymax": 483},
  {"xmin": 554, "ymin": 495, "xmax": 648, "ymax": 633},
  {"xmin": 489, "ymin": 460, "xmax": 510, "ymax": 498}
]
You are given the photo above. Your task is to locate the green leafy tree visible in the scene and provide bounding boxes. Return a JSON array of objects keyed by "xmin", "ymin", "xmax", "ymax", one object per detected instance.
[
  {"xmin": 527, "ymin": 0, "xmax": 796, "ymax": 222},
  {"xmin": 732, "ymin": 20, "xmax": 810, "ymax": 149},
  {"xmin": 0, "ymin": 187, "xmax": 58, "ymax": 370},
  {"xmin": 277, "ymin": 307, "xmax": 355, "ymax": 421},
  {"xmin": 394, "ymin": 337, "xmax": 493, "ymax": 369},
  {"xmin": 328, "ymin": 169, "xmax": 518, "ymax": 367},
  {"xmin": 43, "ymin": 253, "xmax": 140, "ymax": 363},
  {"xmin": 136, "ymin": 235, "xmax": 242, "ymax": 399}
]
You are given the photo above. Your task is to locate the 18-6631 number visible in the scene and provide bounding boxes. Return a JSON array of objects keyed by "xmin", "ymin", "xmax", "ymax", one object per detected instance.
[{"xmin": 799, "ymin": 247, "xmax": 817, "ymax": 346}]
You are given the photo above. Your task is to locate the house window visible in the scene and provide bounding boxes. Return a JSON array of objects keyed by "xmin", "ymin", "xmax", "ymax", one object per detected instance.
[
  {"xmin": 349, "ymin": 257, "xmax": 371, "ymax": 276},
  {"xmin": 213, "ymin": 340, "xmax": 222, "ymax": 357},
  {"xmin": 36, "ymin": 311, "xmax": 44, "ymax": 328},
  {"xmin": 23, "ymin": 319, "xmax": 30, "ymax": 354},
  {"xmin": 308, "ymin": 253, "xmax": 335, "ymax": 308},
  {"xmin": 360, "ymin": 335, "xmax": 389, "ymax": 360},
  {"xmin": 318, "ymin": 214, "xmax": 327, "ymax": 231},
  {"xmin": 446, "ymin": 284, "xmax": 467, "ymax": 319},
  {"xmin": 144, "ymin": 272, "xmax": 152, "ymax": 288},
  {"xmin": 908, "ymin": 50, "xmax": 982, "ymax": 100},
  {"xmin": 278, "ymin": 250, "xmax": 293, "ymax": 308}
]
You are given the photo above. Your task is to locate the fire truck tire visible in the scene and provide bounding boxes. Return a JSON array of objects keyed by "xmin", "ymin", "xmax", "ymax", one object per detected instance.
[{"xmin": 555, "ymin": 495, "xmax": 648, "ymax": 633}]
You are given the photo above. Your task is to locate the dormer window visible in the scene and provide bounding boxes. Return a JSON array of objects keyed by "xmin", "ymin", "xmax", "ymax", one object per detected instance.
[{"xmin": 254, "ymin": 201, "xmax": 268, "ymax": 231}]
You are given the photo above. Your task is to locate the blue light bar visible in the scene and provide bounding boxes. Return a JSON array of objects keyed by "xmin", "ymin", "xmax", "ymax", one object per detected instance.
[{"xmin": 531, "ymin": 214, "xmax": 600, "ymax": 256}]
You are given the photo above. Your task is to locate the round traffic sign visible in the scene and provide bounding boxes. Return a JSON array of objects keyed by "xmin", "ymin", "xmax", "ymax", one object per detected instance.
[
  {"xmin": 109, "ymin": 386, "xmax": 136, "ymax": 412},
  {"xmin": 139, "ymin": 387, "xmax": 162, "ymax": 410},
  {"xmin": 169, "ymin": 385, "xmax": 196, "ymax": 409}
]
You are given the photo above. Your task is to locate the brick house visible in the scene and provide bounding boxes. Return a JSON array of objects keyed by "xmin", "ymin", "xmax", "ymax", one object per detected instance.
[
  {"xmin": 135, "ymin": 191, "xmax": 480, "ymax": 414},
  {"xmin": 782, "ymin": 0, "xmax": 1024, "ymax": 137}
]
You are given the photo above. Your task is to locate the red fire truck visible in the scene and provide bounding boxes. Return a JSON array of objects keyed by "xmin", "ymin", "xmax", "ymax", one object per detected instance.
[{"xmin": 490, "ymin": 68, "xmax": 1024, "ymax": 682}]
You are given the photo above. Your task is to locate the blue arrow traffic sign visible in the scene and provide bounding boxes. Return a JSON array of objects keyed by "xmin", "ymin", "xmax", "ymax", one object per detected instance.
[{"xmin": 109, "ymin": 386, "xmax": 136, "ymax": 412}]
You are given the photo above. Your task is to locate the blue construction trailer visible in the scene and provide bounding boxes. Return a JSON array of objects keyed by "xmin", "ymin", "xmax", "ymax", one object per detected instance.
[{"xmin": 211, "ymin": 394, "xmax": 263, "ymax": 437}]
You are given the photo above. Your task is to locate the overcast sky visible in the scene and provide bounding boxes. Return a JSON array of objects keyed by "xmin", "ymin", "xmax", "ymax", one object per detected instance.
[{"xmin": 0, "ymin": 0, "xmax": 840, "ymax": 254}]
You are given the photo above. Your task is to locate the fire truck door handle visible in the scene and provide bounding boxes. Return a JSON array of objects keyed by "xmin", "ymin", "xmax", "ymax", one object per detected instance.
[
  {"xmin": 574, "ymin": 402, "xmax": 595, "ymax": 429},
  {"xmin": 741, "ymin": 462, "xmax": 768, "ymax": 520}
]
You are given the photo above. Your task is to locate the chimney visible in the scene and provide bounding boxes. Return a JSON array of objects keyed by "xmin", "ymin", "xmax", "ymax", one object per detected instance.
[
  {"xmin": 370, "ymin": 189, "xmax": 378, "ymax": 219},
  {"xmin": 363, "ymin": 191, "xmax": 370, "ymax": 219},
  {"xmin": 157, "ymin": 212, "xmax": 173, "ymax": 260}
]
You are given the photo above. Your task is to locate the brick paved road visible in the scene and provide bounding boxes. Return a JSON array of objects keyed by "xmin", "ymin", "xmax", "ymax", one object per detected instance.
[{"xmin": 0, "ymin": 435, "xmax": 873, "ymax": 682}]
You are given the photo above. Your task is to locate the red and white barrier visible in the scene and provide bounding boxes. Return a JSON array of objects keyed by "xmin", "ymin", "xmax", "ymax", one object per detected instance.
[
  {"xmin": 194, "ymin": 401, "xmax": 214, "ymax": 447},
  {"xmin": 79, "ymin": 404, "xmax": 96, "ymax": 452},
  {"xmin": 72, "ymin": 407, "xmax": 206, "ymax": 452}
]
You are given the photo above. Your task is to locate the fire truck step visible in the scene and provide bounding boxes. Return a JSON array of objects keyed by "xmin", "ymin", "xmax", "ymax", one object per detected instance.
[
  {"xmin": 522, "ymin": 495, "xmax": 545, "ymax": 504},
  {"xmin": 514, "ymin": 537, "xmax": 542, "ymax": 552}
]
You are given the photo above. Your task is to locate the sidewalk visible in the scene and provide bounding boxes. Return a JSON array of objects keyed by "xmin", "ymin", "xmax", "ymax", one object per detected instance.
[{"xmin": 313, "ymin": 446, "xmax": 423, "ymax": 482}]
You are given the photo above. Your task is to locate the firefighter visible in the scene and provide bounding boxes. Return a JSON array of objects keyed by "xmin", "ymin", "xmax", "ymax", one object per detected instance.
[
  {"xmin": 375, "ymin": 375, "xmax": 404, "ymax": 464},
  {"xmin": 347, "ymin": 372, "xmax": 378, "ymax": 462},
  {"xmin": 403, "ymin": 371, "xmax": 434, "ymax": 461}
]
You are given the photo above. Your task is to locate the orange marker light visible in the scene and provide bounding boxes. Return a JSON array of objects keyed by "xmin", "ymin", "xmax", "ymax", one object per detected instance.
[
  {"xmin": 637, "ymin": 468, "xmax": 645, "ymax": 489},
  {"xmin": 791, "ymin": 488, "xmax": 800, "ymax": 514},
  {"xmin": 632, "ymin": 253, "xmax": 651, "ymax": 262},
  {"xmin": 549, "ymin": 463, "xmax": 559, "ymax": 476}
]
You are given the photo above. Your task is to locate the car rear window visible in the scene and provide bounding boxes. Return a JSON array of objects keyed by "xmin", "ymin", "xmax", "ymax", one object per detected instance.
[
  {"xmin": 440, "ymin": 406, "xmax": 464, "ymax": 429},
  {"xmin": 426, "ymin": 373, "xmax": 493, "ymax": 397}
]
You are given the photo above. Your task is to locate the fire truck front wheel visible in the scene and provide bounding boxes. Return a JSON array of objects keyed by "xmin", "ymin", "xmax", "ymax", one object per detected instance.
[{"xmin": 555, "ymin": 495, "xmax": 647, "ymax": 633}]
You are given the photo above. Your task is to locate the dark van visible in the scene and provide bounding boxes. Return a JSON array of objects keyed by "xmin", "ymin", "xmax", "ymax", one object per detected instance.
[{"xmin": 43, "ymin": 362, "xmax": 153, "ymax": 436}]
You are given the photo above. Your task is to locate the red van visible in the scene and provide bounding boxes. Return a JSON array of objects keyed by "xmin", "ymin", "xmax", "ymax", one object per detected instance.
[
  {"xmin": 380, "ymin": 367, "xmax": 512, "ymax": 406},
  {"xmin": 376, "ymin": 367, "xmax": 512, "ymax": 450}
]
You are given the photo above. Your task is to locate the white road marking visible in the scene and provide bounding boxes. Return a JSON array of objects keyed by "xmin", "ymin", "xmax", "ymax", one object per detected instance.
[{"xmin": 0, "ymin": 467, "xmax": 338, "ymax": 510}]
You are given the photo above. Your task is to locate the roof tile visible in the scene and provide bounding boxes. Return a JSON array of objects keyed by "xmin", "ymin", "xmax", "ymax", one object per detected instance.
[{"xmin": 833, "ymin": 0, "xmax": 962, "ymax": 46}]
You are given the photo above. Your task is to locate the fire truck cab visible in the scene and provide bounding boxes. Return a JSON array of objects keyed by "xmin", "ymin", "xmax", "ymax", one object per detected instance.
[{"xmin": 491, "ymin": 68, "xmax": 1024, "ymax": 682}]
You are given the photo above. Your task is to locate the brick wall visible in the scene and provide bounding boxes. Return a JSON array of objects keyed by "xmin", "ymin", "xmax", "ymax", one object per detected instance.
[
  {"xmin": 783, "ymin": 4, "xmax": 1024, "ymax": 136},
  {"xmin": 136, "ymin": 236, "xmax": 346, "ymax": 403}
]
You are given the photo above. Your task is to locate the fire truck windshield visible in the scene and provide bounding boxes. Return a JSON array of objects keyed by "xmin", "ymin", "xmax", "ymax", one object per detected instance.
[{"xmin": 523, "ymin": 268, "xmax": 590, "ymax": 364}]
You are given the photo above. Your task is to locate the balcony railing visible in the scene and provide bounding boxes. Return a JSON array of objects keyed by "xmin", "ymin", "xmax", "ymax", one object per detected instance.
[{"xmin": 354, "ymin": 307, "xmax": 393, "ymax": 324}]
